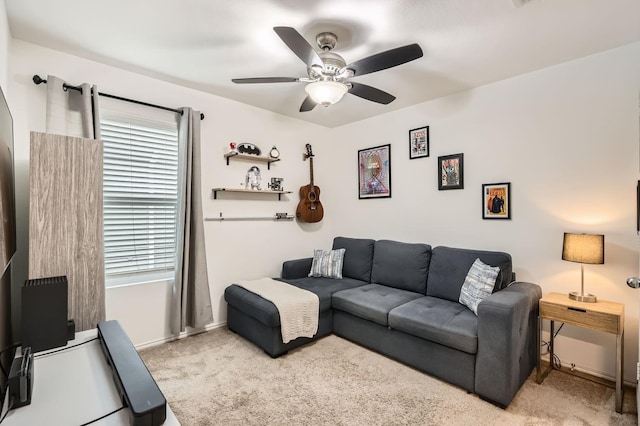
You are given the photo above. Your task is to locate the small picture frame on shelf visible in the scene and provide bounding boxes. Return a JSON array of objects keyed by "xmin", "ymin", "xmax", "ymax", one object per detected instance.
[
  {"xmin": 438, "ymin": 153, "xmax": 463, "ymax": 190},
  {"xmin": 482, "ymin": 182, "xmax": 511, "ymax": 219},
  {"xmin": 409, "ymin": 126, "xmax": 429, "ymax": 159}
]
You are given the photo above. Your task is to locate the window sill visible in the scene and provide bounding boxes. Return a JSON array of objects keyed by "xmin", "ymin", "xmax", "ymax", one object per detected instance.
[{"xmin": 106, "ymin": 271, "xmax": 174, "ymax": 289}]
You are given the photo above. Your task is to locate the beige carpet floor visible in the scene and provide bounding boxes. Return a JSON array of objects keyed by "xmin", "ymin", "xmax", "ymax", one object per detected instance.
[{"xmin": 139, "ymin": 327, "xmax": 637, "ymax": 426}]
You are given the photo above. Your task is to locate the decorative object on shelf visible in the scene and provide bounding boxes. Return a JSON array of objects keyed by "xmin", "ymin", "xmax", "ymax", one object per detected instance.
[
  {"xmin": 269, "ymin": 177, "xmax": 284, "ymax": 191},
  {"xmin": 438, "ymin": 153, "xmax": 463, "ymax": 190},
  {"xmin": 561, "ymin": 232, "xmax": 604, "ymax": 303},
  {"xmin": 228, "ymin": 142, "xmax": 237, "ymax": 154},
  {"xmin": 482, "ymin": 182, "xmax": 511, "ymax": 219},
  {"xmin": 358, "ymin": 144, "xmax": 391, "ymax": 199},
  {"xmin": 269, "ymin": 146, "xmax": 280, "ymax": 159},
  {"xmin": 237, "ymin": 143, "xmax": 261, "ymax": 156},
  {"xmin": 409, "ymin": 126, "xmax": 429, "ymax": 159},
  {"xmin": 245, "ymin": 166, "xmax": 262, "ymax": 190},
  {"xmin": 296, "ymin": 144, "xmax": 324, "ymax": 222}
]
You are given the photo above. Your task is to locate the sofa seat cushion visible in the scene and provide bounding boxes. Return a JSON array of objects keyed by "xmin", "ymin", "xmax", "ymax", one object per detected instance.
[
  {"xmin": 281, "ymin": 277, "xmax": 366, "ymax": 312},
  {"xmin": 332, "ymin": 284, "xmax": 423, "ymax": 326},
  {"xmin": 370, "ymin": 240, "xmax": 432, "ymax": 293},
  {"xmin": 388, "ymin": 296, "xmax": 478, "ymax": 354},
  {"xmin": 225, "ymin": 277, "xmax": 365, "ymax": 327}
]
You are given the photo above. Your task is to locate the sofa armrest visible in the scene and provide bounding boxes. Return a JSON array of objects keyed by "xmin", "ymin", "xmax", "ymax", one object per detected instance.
[
  {"xmin": 281, "ymin": 257, "xmax": 313, "ymax": 279},
  {"xmin": 475, "ymin": 282, "xmax": 541, "ymax": 407}
]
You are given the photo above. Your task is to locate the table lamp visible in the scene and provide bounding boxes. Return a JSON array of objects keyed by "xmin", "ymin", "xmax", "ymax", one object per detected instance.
[{"xmin": 562, "ymin": 232, "xmax": 604, "ymax": 303}]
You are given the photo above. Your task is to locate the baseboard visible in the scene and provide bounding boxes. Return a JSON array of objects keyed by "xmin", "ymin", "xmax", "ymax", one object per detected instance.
[
  {"xmin": 539, "ymin": 360, "xmax": 636, "ymax": 389},
  {"xmin": 134, "ymin": 321, "xmax": 227, "ymax": 351}
]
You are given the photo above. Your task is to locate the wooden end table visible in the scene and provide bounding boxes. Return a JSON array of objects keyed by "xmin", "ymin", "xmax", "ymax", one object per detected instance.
[{"xmin": 536, "ymin": 292, "xmax": 624, "ymax": 413}]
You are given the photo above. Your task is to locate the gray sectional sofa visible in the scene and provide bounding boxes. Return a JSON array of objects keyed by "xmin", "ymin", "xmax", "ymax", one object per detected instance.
[{"xmin": 224, "ymin": 237, "xmax": 541, "ymax": 407}]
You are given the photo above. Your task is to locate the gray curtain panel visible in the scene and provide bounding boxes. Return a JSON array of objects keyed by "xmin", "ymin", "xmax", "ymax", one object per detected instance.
[
  {"xmin": 39, "ymin": 76, "xmax": 105, "ymax": 332},
  {"xmin": 45, "ymin": 75, "xmax": 101, "ymax": 139},
  {"xmin": 171, "ymin": 108, "xmax": 213, "ymax": 334}
]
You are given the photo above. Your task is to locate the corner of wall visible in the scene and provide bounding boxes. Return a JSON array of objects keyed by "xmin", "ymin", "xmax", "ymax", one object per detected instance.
[{"xmin": 0, "ymin": 0, "xmax": 10, "ymax": 90}]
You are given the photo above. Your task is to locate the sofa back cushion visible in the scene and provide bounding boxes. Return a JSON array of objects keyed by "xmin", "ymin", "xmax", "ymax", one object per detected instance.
[
  {"xmin": 332, "ymin": 237, "xmax": 376, "ymax": 282},
  {"xmin": 426, "ymin": 246, "xmax": 512, "ymax": 302},
  {"xmin": 370, "ymin": 240, "xmax": 432, "ymax": 293}
]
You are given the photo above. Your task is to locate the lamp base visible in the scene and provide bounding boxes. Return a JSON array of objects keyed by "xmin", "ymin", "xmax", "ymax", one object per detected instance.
[{"xmin": 569, "ymin": 292, "xmax": 597, "ymax": 303}]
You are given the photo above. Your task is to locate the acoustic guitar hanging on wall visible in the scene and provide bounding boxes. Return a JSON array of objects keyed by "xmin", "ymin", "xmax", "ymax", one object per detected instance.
[{"xmin": 296, "ymin": 144, "xmax": 324, "ymax": 223}]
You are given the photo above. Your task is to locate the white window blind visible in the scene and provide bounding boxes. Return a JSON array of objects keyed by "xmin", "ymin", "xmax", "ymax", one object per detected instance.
[{"xmin": 100, "ymin": 100, "xmax": 180, "ymax": 286}]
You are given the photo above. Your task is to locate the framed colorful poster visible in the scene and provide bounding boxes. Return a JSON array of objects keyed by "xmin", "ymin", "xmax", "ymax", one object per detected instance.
[
  {"xmin": 358, "ymin": 144, "xmax": 391, "ymax": 199},
  {"xmin": 409, "ymin": 126, "xmax": 429, "ymax": 159},
  {"xmin": 482, "ymin": 182, "xmax": 511, "ymax": 219},
  {"xmin": 438, "ymin": 153, "xmax": 464, "ymax": 190}
]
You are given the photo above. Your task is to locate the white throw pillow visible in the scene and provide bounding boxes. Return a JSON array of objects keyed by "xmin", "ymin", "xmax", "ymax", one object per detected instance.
[
  {"xmin": 308, "ymin": 248, "xmax": 346, "ymax": 279},
  {"xmin": 459, "ymin": 258, "xmax": 500, "ymax": 315}
]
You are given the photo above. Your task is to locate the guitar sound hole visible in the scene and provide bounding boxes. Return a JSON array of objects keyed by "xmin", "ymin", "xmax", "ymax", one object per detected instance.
[{"xmin": 308, "ymin": 192, "xmax": 317, "ymax": 202}]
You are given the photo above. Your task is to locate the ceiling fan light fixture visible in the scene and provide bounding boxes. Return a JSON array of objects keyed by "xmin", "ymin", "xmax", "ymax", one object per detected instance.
[{"xmin": 304, "ymin": 81, "xmax": 348, "ymax": 106}]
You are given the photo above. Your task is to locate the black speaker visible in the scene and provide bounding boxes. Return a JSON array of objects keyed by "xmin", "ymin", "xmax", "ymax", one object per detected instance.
[{"xmin": 21, "ymin": 276, "xmax": 69, "ymax": 353}]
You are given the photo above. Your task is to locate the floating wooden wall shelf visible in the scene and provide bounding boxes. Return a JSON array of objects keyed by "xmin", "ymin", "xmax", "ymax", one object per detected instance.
[
  {"xmin": 224, "ymin": 152, "xmax": 280, "ymax": 170},
  {"xmin": 212, "ymin": 188, "xmax": 292, "ymax": 200}
]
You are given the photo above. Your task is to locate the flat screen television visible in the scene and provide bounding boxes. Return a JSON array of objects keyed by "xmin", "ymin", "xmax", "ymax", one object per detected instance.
[
  {"xmin": 0, "ymin": 83, "xmax": 14, "ymax": 276},
  {"xmin": 0, "ymin": 82, "xmax": 15, "ymax": 405}
]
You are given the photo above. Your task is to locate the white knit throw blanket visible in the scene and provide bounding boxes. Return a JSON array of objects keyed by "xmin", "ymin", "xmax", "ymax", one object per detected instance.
[{"xmin": 236, "ymin": 278, "xmax": 319, "ymax": 344}]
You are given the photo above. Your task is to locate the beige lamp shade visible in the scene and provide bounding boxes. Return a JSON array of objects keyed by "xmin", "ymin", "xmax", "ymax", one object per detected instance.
[
  {"xmin": 562, "ymin": 233, "xmax": 604, "ymax": 265},
  {"xmin": 562, "ymin": 232, "xmax": 604, "ymax": 303}
]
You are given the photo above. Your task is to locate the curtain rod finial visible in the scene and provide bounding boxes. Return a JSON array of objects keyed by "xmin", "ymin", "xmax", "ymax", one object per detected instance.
[{"xmin": 32, "ymin": 75, "xmax": 46, "ymax": 85}]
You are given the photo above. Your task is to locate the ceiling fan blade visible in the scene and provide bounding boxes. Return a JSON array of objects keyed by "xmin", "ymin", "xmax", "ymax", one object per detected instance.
[
  {"xmin": 345, "ymin": 43, "xmax": 423, "ymax": 77},
  {"xmin": 348, "ymin": 82, "xmax": 396, "ymax": 104},
  {"xmin": 232, "ymin": 77, "xmax": 300, "ymax": 84},
  {"xmin": 299, "ymin": 96, "xmax": 317, "ymax": 112},
  {"xmin": 273, "ymin": 26, "xmax": 323, "ymax": 69}
]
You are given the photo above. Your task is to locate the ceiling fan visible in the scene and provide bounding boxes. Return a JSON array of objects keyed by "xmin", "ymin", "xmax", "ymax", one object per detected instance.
[{"xmin": 231, "ymin": 27, "xmax": 423, "ymax": 112}]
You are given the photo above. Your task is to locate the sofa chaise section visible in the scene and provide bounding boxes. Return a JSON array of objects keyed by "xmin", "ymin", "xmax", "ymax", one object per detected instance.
[{"xmin": 224, "ymin": 237, "xmax": 374, "ymax": 357}]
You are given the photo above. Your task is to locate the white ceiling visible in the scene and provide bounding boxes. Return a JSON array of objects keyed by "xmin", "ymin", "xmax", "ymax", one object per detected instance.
[{"xmin": 5, "ymin": 0, "xmax": 640, "ymax": 128}]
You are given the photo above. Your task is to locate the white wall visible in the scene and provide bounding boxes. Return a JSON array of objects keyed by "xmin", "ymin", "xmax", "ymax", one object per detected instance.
[
  {"xmin": 7, "ymin": 27, "xmax": 640, "ymax": 384},
  {"xmin": 319, "ymin": 42, "xmax": 640, "ymax": 383},
  {"xmin": 8, "ymin": 39, "xmax": 332, "ymax": 346},
  {"xmin": 0, "ymin": 0, "xmax": 9, "ymax": 89}
]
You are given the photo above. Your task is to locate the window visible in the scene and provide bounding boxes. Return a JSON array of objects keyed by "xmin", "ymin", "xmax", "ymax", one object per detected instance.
[{"xmin": 100, "ymin": 99, "xmax": 181, "ymax": 287}]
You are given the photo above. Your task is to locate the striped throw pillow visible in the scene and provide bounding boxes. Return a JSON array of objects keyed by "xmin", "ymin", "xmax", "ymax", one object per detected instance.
[
  {"xmin": 308, "ymin": 248, "xmax": 346, "ymax": 279},
  {"xmin": 459, "ymin": 258, "xmax": 500, "ymax": 315}
]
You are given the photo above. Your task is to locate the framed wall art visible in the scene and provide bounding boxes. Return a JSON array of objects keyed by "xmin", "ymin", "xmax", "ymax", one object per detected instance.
[
  {"xmin": 409, "ymin": 126, "xmax": 429, "ymax": 159},
  {"xmin": 482, "ymin": 182, "xmax": 511, "ymax": 219},
  {"xmin": 438, "ymin": 153, "xmax": 463, "ymax": 190},
  {"xmin": 358, "ymin": 144, "xmax": 391, "ymax": 199}
]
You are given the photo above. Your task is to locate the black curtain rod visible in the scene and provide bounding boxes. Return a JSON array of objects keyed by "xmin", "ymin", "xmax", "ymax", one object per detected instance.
[{"xmin": 32, "ymin": 75, "xmax": 205, "ymax": 120}]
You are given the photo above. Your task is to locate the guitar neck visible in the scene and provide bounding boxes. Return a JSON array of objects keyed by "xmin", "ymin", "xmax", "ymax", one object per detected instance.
[{"xmin": 309, "ymin": 156, "xmax": 314, "ymax": 187}]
